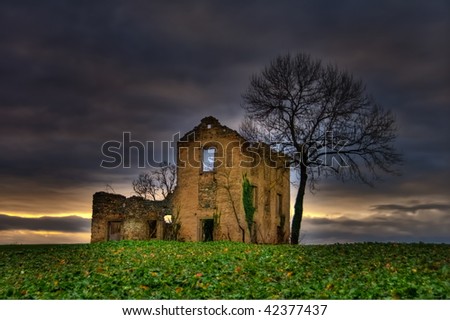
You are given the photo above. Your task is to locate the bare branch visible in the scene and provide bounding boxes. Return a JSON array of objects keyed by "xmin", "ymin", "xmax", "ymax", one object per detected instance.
[
  {"xmin": 132, "ymin": 163, "xmax": 177, "ymax": 200},
  {"xmin": 240, "ymin": 52, "xmax": 402, "ymax": 244}
]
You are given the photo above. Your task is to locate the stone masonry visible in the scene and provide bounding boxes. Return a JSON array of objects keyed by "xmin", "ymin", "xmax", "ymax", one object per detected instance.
[{"xmin": 91, "ymin": 116, "xmax": 290, "ymax": 244}]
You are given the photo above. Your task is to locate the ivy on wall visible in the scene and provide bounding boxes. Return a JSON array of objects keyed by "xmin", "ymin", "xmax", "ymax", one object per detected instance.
[{"xmin": 242, "ymin": 173, "xmax": 256, "ymax": 233}]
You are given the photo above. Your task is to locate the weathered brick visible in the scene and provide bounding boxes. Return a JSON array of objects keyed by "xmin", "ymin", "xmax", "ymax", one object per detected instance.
[{"xmin": 91, "ymin": 117, "xmax": 290, "ymax": 244}]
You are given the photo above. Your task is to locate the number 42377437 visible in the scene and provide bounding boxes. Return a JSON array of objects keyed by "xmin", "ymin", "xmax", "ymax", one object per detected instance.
[{"xmin": 263, "ymin": 304, "xmax": 327, "ymax": 316}]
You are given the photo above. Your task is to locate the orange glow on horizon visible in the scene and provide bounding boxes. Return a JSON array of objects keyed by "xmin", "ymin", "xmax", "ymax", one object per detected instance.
[
  {"xmin": 0, "ymin": 212, "xmax": 91, "ymax": 219},
  {"xmin": 0, "ymin": 230, "xmax": 91, "ymax": 245}
]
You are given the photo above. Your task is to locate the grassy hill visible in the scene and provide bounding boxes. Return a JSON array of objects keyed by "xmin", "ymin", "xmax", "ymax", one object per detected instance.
[{"xmin": 0, "ymin": 241, "xmax": 448, "ymax": 299}]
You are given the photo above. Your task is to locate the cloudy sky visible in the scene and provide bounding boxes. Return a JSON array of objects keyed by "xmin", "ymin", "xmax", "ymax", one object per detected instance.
[{"xmin": 0, "ymin": 0, "xmax": 449, "ymax": 244}]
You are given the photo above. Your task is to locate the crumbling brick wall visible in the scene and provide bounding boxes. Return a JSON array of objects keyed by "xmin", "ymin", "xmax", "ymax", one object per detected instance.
[
  {"xmin": 91, "ymin": 117, "xmax": 290, "ymax": 244},
  {"xmin": 91, "ymin": 192, "xmax": 169, "ymax": 242}
]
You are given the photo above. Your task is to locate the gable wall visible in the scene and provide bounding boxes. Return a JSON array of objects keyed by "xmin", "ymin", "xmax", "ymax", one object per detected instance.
[{"xmin": 91, "ymin": 117, "xmax": 290, "ymax": 244}]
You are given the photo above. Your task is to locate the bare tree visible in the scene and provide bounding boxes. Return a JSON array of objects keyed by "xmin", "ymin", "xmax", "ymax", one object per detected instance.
[
  {"xmin": 132, "ymin": 163, "xmax": 177, "ymax": 200},
  {"xmin": 241, "ymin": 53, "xmax": 402, "ymax": 244},
  {"xmin": 132, "ymin": 172, "xmax": 158, "ymax": 200},
  {"xmin": 156, "ymin": 163, "xmax": 177, "ymax": 199}
]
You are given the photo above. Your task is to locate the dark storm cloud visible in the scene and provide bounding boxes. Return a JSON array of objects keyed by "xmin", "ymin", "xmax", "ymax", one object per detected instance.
[
  {"xmin": 303, "ymin": 202, "xmax": 450, "ymax": 244},
  {"xmin": 0, "ymin": 0, "xmax": 254, "ymax": 201},
  {"xmin": 0, "ymin": 1, "xmax": 449, "ymax": 242},
  {"xmin": 0, "ymin": 214, "xmax": 90, "ymax": 232},
  {"xmin": 371, "ymin": 203, "xmax": 450, "ymax": 214}
]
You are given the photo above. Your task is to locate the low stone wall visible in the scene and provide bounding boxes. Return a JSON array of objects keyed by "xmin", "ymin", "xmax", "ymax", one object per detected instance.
[{"xmin": 91, "ymin": 192, "xmax": 169, "ymax": 242}]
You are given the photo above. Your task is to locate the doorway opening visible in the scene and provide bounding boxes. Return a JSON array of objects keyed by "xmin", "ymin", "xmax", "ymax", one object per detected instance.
[
  {"xmin": 201, "ymin": 219, "xmax": 214, "ymax": 242},
  {"xmin": 108, "ymin": 221, "xmax": 122, "ymax": 241},
  {"xmin": 148, "ymin": 220, "xmax": 157, "ymax": 239}
]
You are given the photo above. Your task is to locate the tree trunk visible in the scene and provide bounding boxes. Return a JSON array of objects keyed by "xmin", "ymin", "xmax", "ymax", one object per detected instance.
[{"xmin": 291, "ymin": 164, "xmax": 307, "ymax": 244}]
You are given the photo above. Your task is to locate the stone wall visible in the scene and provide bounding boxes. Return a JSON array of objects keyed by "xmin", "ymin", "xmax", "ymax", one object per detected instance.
[
  {"xmin": 91, "ymin": 116, "xmax": 290, "ymax": 244},
  {"xmin": 91, "ymin": 192, "xmax": 169, "ymax": 242},
  {"xmin": 173, "ymin": 116, "xmax": 290, "ymax": 244}
]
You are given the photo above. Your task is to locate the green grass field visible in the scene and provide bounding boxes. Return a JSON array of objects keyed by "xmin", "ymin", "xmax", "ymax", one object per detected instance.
[{"xmin": 0, "ymin": 241, "xmax": 448, "ymax": 299}]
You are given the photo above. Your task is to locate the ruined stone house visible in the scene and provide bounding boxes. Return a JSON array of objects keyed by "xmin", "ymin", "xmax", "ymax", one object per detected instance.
[{"xmin": 91, "ymin": 116, "xmax": 290, "ymax": 244}]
